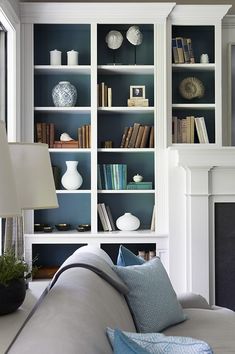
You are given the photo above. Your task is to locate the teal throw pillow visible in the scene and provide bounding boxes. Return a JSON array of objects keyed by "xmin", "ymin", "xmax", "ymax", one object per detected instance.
[
  {"xmin": 116, "ymin": 245, "xmax": 145, "ymax": 266},
  {"xmin": 113, "ymin": 257, "xmax": 186, "ymax": 333},
  {"xmin": 113, "ymin": 329, "xmax": 150, "ymax": 354},
  {"xmin": 107, "ymin": 328, "xmax": 213, "ymax": 354}
]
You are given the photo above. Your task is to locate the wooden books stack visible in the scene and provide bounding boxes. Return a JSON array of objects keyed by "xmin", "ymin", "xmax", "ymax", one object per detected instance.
[
  {"xmin": 77, "ymin": 124, "xmax": 91, "ymax": 148},
  {"xmin": 172, "ymin": 116, "xmax": 209, "ymax": 143},
  {"xmin": 97, "ymin": 164, "xmax": 127, "ymax": 190},
  {"xmin": 97, "ymin": 203, "xmax": 116, "ymax": 231},
  {"xmin": 120, "ymin": 123, "xmax": 154, "ymax": 148},
  {"xmin": 35, "ymin": 122, "xmax": 55, "ymax": 148},
  {"xmin": 172, "ymin": 37, "xmax": 195, "ymax": 64},
  {"xmin": 97, "ymin": 82, "xmax": 112, "ymax": 107}
]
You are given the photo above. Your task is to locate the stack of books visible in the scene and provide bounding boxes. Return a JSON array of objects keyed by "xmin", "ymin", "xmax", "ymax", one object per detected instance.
[
  {"xmin": 53, "ymin": 140, "xmax": 79, "ymax": 148},
  {"xmin": 127, "ymin": 182, "xmax": 152, "ymax": 190},
  {"xmin": 138, "ymin": 250, "xmax": 156, "ymax": 261},
  {"xmin": 172, "ymin": 116, "xmax": 209, "ymax": 143},
  {"xmin": 172, "ymin": 37, "xmax": 195, "ymax": 64},
  {"xmin": 97, "ymin": 82, "xmax": 112, "ymax": 107},
  {"xmin": 35, "ymin": 122, "xmax": 55, "ymax": 147},
  {"xmin": 77, "ymin": 124, "xmax": 91, "ymax": 148},
  {"xmin": 97, "ymin": 164, "xmax": 127, "ymax": 190},
  {"xmin": 120, "ymin": 123, "xmax": 154, "ymax": 148},
  {"xmin": 97, "ymin": 203, "xmax": 116, "ymax": 231}
]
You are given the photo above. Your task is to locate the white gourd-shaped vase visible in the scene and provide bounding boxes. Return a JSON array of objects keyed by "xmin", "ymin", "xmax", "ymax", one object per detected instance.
[
  {"xmin": 61, "ymin": 161, "xmax": 83, "ymax": 190},
  {"xmin": 116, "ymin": 212, "xmax": 140, "ymax": 231}
]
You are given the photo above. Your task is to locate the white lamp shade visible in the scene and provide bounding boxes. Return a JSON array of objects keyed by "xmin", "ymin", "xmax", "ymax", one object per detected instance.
[
  {"xmin": 9, "ymin": 143, "xmax": 58, "ymax": 210},
  {"xmin": 0, "ymin": 121, "xmax": 20, "ymax": 217}
]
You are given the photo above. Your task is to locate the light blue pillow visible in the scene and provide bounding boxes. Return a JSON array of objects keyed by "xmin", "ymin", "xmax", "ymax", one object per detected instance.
[
  {"xmin": 116, "ymin": 245, "xmax": 145, "ymax": 266},
  {"xmin": 113, "ymin": 329, "xmax": 150, "ymax": 354},
  {"xmin": 107, "ymin": 328, "xmax": 213, "ymax": 354},
  {"xmin": 113, "ymin": 257, "xmax": 186, "ymax": 332}
]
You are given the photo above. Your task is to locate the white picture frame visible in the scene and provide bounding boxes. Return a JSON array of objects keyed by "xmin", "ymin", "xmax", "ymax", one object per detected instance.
[{"xmin": 130, "ymin": 85, "xmax": 145, "ymax": 99}]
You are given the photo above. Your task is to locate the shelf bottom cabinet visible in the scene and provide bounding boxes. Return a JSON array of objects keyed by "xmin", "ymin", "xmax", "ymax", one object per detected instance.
[{"xmin": 25, "ymin": 233, "xmax": 169, "ymax": 279}]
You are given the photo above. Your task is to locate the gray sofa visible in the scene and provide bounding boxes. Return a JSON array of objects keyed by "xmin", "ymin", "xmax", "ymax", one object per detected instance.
[{"xmin": 7, "ymin": 246, "xmax": 235, "ymax": 353}]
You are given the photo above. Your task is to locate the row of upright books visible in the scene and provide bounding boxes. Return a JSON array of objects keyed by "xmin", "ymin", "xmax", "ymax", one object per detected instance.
[
  {"xmin": 172, "ymin": 37, "xmax": 195, "ymax": 64},
  {"xmin": 35, "ymin": 123, "xmax": 91, "ymax": 148},
  {"xmin": 97, "ymin": 82, "xmax": 112, "ymax": 107},
  {"xmin": 97, "ymin": 164, "xmax": 127, "ymax": 190},
  {"xmin": 172, "ymin": 116, "xmax": 209, "ymax": 143},
  {"xmin": 97, "ymin": 203, "xmax": 116, "ymax": 231},
  {"xmin": 120, "ymin": 123, "xmax": 154, "ymax": 148}
]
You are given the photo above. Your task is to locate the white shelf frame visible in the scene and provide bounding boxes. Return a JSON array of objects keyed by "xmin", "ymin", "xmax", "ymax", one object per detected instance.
[{"xmin": 34, "ymin": 65, "xmax": 91, "ymax": 75}]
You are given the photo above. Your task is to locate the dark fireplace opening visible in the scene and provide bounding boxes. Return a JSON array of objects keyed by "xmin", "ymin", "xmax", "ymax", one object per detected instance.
[{"xmin": 215, "ymin": 203, "xmax": 235, "ymax": 311}]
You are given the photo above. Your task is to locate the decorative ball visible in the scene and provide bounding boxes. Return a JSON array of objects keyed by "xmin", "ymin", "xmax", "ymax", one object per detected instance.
[
  {"xmin": 105, "ymin": 30, "xmax": 123, "ymax": 50},
  {"xmin": 116, "ymin": 212, "xmax": 140, "ymax": 231},
  {"xmin": 126, "ymin": 25, "xmax": 143, "ymax": 46},
  {"xmin": 52, "ymin": 81, "xmax": 77, "ymax": 107}
]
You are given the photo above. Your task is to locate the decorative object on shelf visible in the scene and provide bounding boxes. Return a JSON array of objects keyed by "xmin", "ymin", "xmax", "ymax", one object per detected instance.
[
  {"xmin": 34, "ymin": 223, "xmax": 45, "ymax": 232},
  {"xmin": 67, "ymin": 50, "xmax": 79, "ymax": 65},
  {"xmin": 0, "ymin": 250, "xmax": 29, "ymax": 315},
  {"xmin": 127, "ymin": 98, "xmax": 149, "ymax": 107},
  {"xmin": 116, "ymin": 212, "xmax": 140, "ymax": 231},
  {"xmin": 77, "ymin": 224, "xmax": 91, "ymax": 232},
  {"xmin": 52, "ymin": 81, "xmax": 77, "ymax": 107},
  {"xmin": 55, "ymin": 224, "xmax": 71, "ymax": 231},
  {"xmin": 126, "ymin": 25, "xmax": 143, "ymax": 64},
  {"xmin": 179, "ymin": 77, "xmax": 205, "ymax": 100},
  {"xmin": 101, "ymin": 140, "xmax": 113, "ymax": 148},
  {"xmin": 61, "ymin": 160, "xmax": 83, "ymax": 190},
  {"xmin": 105, "ymin": 30, "xmax": 123, "ymax": 64},
  {"xmin": 50, "ymin": 49, "xmax": 62, "ymax": 65},
  {"xmin": 43, "ymin": 226, "xmax": 53, "ymax": 233},
  {"xmin": 200, "ymin": 53, "xmax": 209, "ymax": 64},
  {"xmin": 60, "ymin": 132, "xmax": 74, "ymax": 142},
  {"xmin": 133, "ymin": 174, "xmax": 143, "ymax": 183},
  {"xmin": 130, "ymin": 85, "xmax": 145, "ymax": 99}
]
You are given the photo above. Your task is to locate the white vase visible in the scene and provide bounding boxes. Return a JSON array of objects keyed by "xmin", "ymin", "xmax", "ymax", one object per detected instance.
[
  {"xmin": 61, "ymin": 161, "xmax": 83, "ymax": 190},
  {"xmin": 116, "ymin": 212, "xmax": 140, "ymax": 231}
]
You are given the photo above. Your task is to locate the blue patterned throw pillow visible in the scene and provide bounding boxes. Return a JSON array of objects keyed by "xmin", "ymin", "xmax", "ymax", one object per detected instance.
[
  {"xmin": 116, "ymin": 245, "xmax": 145, "ymax": 266},
  {"xmin": 113, "ymin": 329, "xmax": 150, "ymax": 354},
  {"xmin": 113, "ymin": 257, "xmax": 186, "ymax": 333},
  {"xmin": 107, "ymin": 328, "xmax": 213, "ymax": 354}
]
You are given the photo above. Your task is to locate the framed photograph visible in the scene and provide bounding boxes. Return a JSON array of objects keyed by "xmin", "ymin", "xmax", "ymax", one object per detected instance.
[{"xmin": 130, "ymin": 85, "xmax": 145, "ymax": 99}]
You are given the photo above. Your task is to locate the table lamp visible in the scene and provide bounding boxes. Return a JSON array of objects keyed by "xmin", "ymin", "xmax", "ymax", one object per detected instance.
[
  {"xmin": 5, "ymin": 143, "xmax": 58, "ymax": 259},
  {"xmin": 0, "ymin": 121, "xmax": 20, "ymax": 218}
]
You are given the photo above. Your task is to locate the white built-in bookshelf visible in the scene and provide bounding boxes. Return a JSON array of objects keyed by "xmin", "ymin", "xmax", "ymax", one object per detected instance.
[{"xmin": 20, "ymin": 2, "xmax": 229, "ymax": 276}]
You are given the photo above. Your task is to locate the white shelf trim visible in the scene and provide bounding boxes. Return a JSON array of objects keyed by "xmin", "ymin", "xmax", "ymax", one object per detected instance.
[
  {"xmin": 172, "ymin": 103, "xmax": 215, "ymax": 110},
  {"xmin": 34, "ymin": 65, "xmax": 91, "ymax": 75},
  {"xmin": 49, "ymin": 148, "xmax": 91, "ymax": 153},
  {"xmin": 34, "ymin": 107, "xmax": 91, "ymax": 113},
  {"xmin": 98, "ymin": 190, "xmax": 155, "ymax": 193},
  {"xmin": 56, "ymin": 190, "xmax": 91, "ymax": 194},
  {"xmin": 98, "ymin": 65, "xmax": 154, "ymax": 75},
  {"xmin": 98, "ymin": 107, "xmax": 154, "ymax": 114},
  {"xmin": 98, "ymin": 148, "xmax": 155, "ymax": 152},
  {"xmin": 172, "ymin": 63, "xmax": 215, "ymax": 71}
]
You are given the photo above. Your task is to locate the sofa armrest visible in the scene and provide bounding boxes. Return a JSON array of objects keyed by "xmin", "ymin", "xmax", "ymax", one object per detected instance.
[{"xmin": 177, "ymin": 292, "xmax": 211, "ymax": 309}]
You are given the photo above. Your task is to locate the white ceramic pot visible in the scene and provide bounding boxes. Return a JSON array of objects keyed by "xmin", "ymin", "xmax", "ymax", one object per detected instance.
[
  {"xmin": 116, "ymin": 212, "xmax": 140, "ymax": 231},
  {"xmin": 133, "ymin": 174, "xmax": 143, "ymax": 182},
  {"xmin": 61, "ymin": 161, "xmax": 83, "ymax": 190},
  {"xmin": 52, "ymin": 81, "xmax": 77, "ymax": 107}
]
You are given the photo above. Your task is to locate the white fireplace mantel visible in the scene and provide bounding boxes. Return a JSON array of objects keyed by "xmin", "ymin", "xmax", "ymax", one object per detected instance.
[{"xmin": 170, "ymin": 147, "xmax": 235, "ymax": 303}]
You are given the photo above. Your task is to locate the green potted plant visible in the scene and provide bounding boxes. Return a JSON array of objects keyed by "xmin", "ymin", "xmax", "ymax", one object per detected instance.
[{"xmin": 0, "ymin": 250, "xmax": 29, "ymax": 315}]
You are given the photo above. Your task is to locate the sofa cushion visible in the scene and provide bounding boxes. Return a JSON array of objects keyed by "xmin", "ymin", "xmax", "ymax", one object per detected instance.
[
  {"xmin": 113, "ymin": 257, "xmax": 186, "ymax": 333},
  {"xmin": 117, "ymin": 245, "xmax": 145, "ymax": 266},
  {"xmin": 163, "ymin": 307, "xmax": 235, "ymax": 353},
  {"xmin": 107, "ymin": 328, "xmax": 213, "ymax": 354},
  {"xmin": 113, "ymin": 329, "xmax": 150, "ymax": 354}
]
